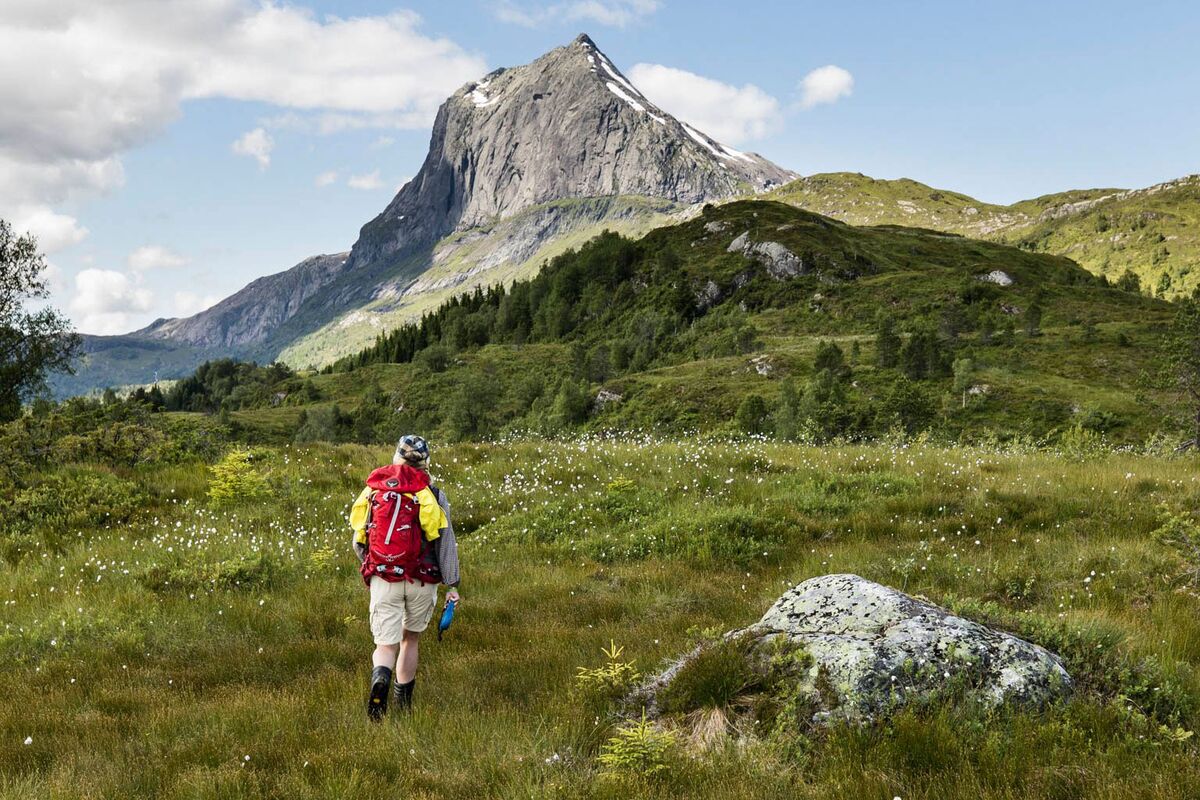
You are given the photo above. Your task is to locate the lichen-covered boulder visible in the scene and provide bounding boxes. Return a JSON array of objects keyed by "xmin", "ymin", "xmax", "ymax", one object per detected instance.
[
  {"xmin": 646, "ymin": 574, "xmax": 1071, "ymax": 724},
  {"xmin": 727, "ymin": 231, "xmax": 807, "ymax": 279}
]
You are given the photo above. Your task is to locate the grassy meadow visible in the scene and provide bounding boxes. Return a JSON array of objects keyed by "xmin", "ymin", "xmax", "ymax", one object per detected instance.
[{"xmin": 3, "ymin": 435, "xmax": 1200, "ymax": 798}]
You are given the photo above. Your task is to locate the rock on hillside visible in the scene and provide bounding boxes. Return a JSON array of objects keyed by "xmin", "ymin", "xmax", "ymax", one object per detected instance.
[{"xmin": 643, "ymin": 574, "xmax": 1071, "ymax": 724}]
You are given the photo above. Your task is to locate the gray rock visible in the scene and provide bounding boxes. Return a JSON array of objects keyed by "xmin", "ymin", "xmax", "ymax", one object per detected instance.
[
  {"xmin": 350, "ymin": 34, "xmax": 794, "ymax": 282},
  {"xmin": 696, "ymin": 280, "xmax": 723, "ymax": 310},
  {"xmin": 647, "ymin": 574, "xmax": 1071, "ymax": 724},
  {"xmin": 977, "ymin": 269, "xmax": 1014, "ymax": 286},
  {"xmin": 594, "ymin": 388, "xmax": 623, "ymax": 409},
  {"xmin": 727, "ymin": 232, "xmax": 807, "ymax": 279},
  {"xmin": 749, "ymin": 354, "xmax": 774, "ymax": 376}
]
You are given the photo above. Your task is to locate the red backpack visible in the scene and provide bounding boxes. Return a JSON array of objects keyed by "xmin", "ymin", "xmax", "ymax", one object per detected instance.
[{"xmin": 359, "ymin": 464, "xmax": 443, "ymax": 586}]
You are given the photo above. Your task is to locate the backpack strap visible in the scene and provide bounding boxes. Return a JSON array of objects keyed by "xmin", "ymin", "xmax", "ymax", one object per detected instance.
[{"xmin": 381, "ymin": 491, "xmax": 402, "ymax": 545}]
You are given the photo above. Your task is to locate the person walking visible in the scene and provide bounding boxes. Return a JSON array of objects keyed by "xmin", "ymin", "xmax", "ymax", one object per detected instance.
[{"xmin": 349, "ymin": 434, "xmax": 460, "ymax": 720}]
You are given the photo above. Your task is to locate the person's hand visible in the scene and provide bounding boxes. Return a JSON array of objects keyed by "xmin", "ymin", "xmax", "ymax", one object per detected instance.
[{"xmin": 446, "ymin": 588, "xmax": 460, "ymax": 604}]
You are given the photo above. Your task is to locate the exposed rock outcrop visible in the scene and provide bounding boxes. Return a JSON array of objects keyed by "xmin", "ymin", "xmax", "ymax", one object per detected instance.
[
  {"xmin": 727, "ymin": 231, "xmax": 807, "ymax": 279},
  {"xmin": 977, "ymin": 269, "xmax": 1014, "ymax": 286},
  {"xmin": 643, "ymin": 574, "xmax": 1071, "ymax": 725},
  {"xmin": 345, "ymin": 34, "xmax": 794, "ymax": 288}
]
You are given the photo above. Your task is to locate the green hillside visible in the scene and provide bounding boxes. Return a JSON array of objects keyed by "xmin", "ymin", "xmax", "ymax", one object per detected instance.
[
  {"xmin": 132, "ymin": 199, "xmax": 1179, "ymax": 449},
  {"xmin": 769, "ymin": 173, "xmax": 1200, "ymax": 299},
  {"xmin": 766, "ymin": 172, "xmax": 1023, "ymax": 236}
]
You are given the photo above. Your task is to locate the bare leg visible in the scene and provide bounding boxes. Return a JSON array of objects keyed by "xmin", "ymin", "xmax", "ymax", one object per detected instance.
[
  {"xmin": 396, "ymin": 629, "xmax": 421, "ymax": 683},
  {"xmin": 373, "ymin": 642, "xmax": 400, "ymax": 669}
]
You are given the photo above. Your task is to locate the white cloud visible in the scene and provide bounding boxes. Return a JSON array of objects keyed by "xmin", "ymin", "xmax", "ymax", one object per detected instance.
[
  {"xmin": 347, "ymin": 170, "xmax": 384, "ymax": 191},
  {"xmin": 9, "ymin": 205, "xmax": 89, "ymax": 254},
  {"xmin": 127, "ymin": 245, "xmax": 187, "ymax": 272},
  {"xmin": 370, "ymin": 136, "xmax": 395, "ymax": 150},
  {"xmin": 314, "ymin": 170, "xmax": 339, "ymax": 188},
  {"xmin": 42, "ymin": 262, "xmax": 67, "ymax": 295},
  {"xmin": 626, "ymin": 63, "xmax": 783, "ymax": 145},
  {"xmin": 69, "ymin": 268, "xmax": 154, "ymax": 335},
  {"xmin": 173, "ymin": 290, "xmax": 221, "ymax": 316},
  {"xmin": 0, "ymin": 1, "xmax": 485, "ymax": 226},
  {"xmin": 232, "ymin": 127, "xmax": 273, "ymax": 169},
  {"xmin": 798, "ymin": 65, "xmax": 854, "ymax": 110},
  {"xmin": 494, "ymin": 0, "xmax": 660, "ymax": 27}
]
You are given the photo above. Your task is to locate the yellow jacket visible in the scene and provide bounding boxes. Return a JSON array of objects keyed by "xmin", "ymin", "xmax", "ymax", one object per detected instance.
[{"xmin": 350, "ymin": 485, "xmax": 446, "ymax": 546}]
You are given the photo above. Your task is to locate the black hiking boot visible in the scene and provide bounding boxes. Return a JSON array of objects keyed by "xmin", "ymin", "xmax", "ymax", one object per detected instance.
[
  {"xmin": 367, "ymin": 666, "xmax": 393, "ymax": 722},
  {"xmin": 392, "ymin": 678, "xmax": 415, "ymax": 712}
]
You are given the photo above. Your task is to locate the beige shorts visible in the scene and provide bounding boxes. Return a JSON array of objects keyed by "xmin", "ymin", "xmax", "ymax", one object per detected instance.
[{"xmin": 368, "ymin": 577, "xmax": 438, "ymax": 643}]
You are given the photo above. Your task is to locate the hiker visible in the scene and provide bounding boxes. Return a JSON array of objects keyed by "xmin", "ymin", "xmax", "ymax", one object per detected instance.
[{"xmin": 350, "ymin": 434, "xmax": 460, "ymax": 721}]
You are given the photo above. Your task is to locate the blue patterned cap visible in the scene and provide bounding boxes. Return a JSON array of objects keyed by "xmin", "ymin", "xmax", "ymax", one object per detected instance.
[{"xmin": 395, "ymin": 434, "xmax": 430, "ymax": 468}]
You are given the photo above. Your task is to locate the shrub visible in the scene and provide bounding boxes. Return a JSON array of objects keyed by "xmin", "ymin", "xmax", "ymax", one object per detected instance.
[
  {"xmin": 597, "ymin": 713, "xmax": 677, "ymax": 778},
  {"xmin": 418, "ymin": 344, "xmax": 452, "ymax": 373},
  {"xmin": 575, "ymin": 640, "xmax": 641, "ymax": 705},
  {"xmin": 1151, "ymin": 506, "xmax": 1200, "ymax": 586},
  {"xmin": 207, "ymin": 448, "xmax": 269, "ymax": 506},
  {"xmin": 293, "ymin": 405, "xmax": 353, "ymax": 443},
  {"xmin": 49, "ymin": 421, "xmax": 168, "ymax": 467},
  {"xmin": 599, "ymin": 478, "xmax": 643, "ymax": 522},
  {"xmin": 594, "ymin": 507, "xmax": 785, "ymax": 565},
  {"xmin": 735, "ymin": 394, "xmax": 769, "ymax": 434},
  {"xmin": 140, "ymin": 551, "xmax": 280, "ymax": 593},
  {"xmin": 3, "ymin": 469, "xmax": 145, "ymax": 562},
  {"xmin": 1058, "ymin": 423, "xmax": 1108, "ymax": 461}
]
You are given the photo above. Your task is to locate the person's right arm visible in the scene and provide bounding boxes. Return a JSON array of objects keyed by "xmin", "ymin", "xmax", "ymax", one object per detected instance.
[{"xmin": 349, "ymin": 486, "xmax": 372, "ymax": 562}]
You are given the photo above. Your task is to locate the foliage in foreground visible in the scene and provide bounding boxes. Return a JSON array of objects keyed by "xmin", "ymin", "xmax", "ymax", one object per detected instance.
[{"xmin": 2, "ymin": 434, "xmax": 1200, "ymax": 798}]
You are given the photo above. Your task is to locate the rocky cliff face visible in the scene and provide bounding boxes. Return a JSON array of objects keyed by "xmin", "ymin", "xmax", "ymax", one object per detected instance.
[
  {"xmin": 342, "ymin": 33, "xmax": 794, "ymax": 285},
  {"xmin": 138, "ymin": 252, "xmax": 350, "ymax": 349}
]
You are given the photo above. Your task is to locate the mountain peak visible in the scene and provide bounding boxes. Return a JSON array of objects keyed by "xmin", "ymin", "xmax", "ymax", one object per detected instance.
[{"xmin": 341, "ymin": 36, "xmax": 794, "ymax": 282}]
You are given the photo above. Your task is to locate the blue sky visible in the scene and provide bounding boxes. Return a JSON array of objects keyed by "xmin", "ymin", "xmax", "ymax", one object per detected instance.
[{"xmin": 4, "ymin": 0, "xmax": 1198, "ymax": 333}]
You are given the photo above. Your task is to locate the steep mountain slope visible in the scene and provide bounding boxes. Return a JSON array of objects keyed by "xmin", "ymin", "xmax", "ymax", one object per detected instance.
[
  {"xmin": 138, "ymin": 253, "xmax": 350, "ymax": 349},
  {"xmin": 269, "ymin": 33, "xmax": 791, "ymax": 365},
  {"xmin": 47, "ymin": 252, "xmax": 349, "ymax": 397},
  {"xmin": 769, "ymin": 172, "xmax": 1200, "ymax": 297},
  {"xmin": 63, "ymin": 33, "xmax": 793, "ymax": 392}
]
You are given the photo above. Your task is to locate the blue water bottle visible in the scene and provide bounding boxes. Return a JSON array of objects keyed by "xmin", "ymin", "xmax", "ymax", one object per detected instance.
[{"xmin": 437, "ymin": 598, "xmax": 457, "ymax": 641}]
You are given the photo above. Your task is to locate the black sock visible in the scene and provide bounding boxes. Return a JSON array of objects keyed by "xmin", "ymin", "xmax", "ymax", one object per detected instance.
[{"xmin": 393, "ymin": 678, "xmax": 415, "ymax": 710}]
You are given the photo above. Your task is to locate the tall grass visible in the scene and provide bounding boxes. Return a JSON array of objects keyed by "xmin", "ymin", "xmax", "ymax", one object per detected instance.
[{"xmin": 2, "ymin": 437, "xmax": 1199, "ymax": 797}]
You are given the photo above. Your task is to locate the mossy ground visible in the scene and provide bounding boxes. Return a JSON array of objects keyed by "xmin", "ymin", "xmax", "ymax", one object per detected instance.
[{"xmin": 3, "ymin": 437, "xmax": 1200, "ymax": 798}]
